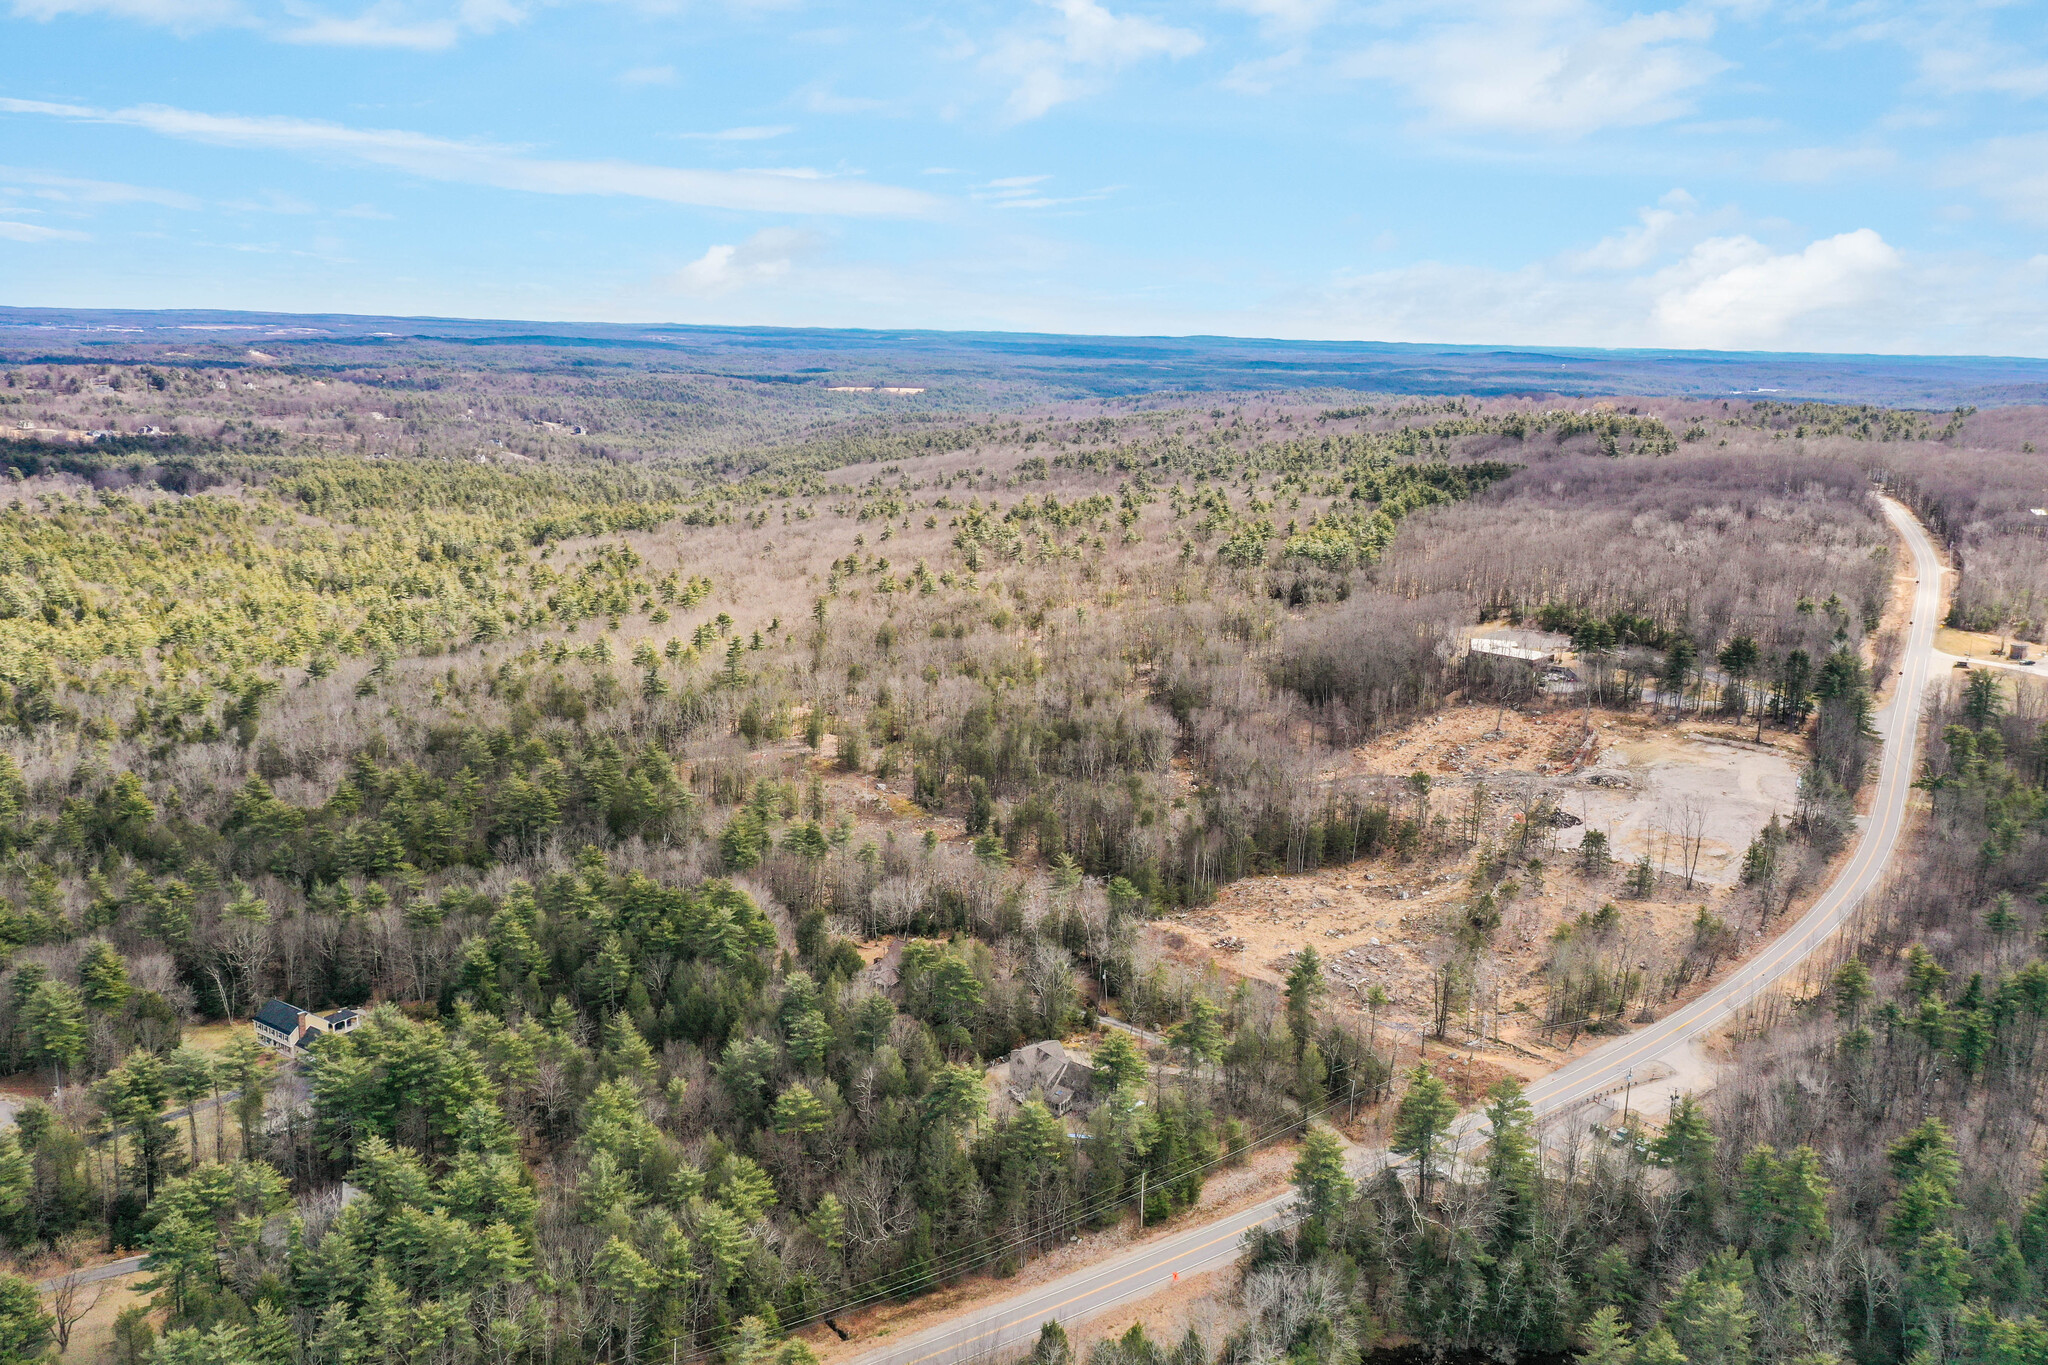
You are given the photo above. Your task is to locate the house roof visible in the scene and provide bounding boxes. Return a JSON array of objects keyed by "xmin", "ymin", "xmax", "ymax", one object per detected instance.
[
  {"xmin": 326, "ymin": 1009, "xmax": 360, "ymax": 1023},
  {"xmin": 255, "ymin": 999, "xmax": 305, "ymax": 1033}
]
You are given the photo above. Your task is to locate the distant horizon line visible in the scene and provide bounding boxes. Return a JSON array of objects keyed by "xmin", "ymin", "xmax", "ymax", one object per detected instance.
[{"xmin": 6, "ymin": 303, "xmax": 2048, "ymax": 368}]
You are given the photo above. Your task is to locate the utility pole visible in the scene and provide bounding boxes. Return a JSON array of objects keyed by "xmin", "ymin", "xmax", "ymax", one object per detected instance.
[
  {"xmin": 1620, "ymin": 1066, "xmax": 1635, "ymax": 1128},
  {"xmin": 1137, "ymin": 1170, "xmax": 1146, "ymax": 1230}
]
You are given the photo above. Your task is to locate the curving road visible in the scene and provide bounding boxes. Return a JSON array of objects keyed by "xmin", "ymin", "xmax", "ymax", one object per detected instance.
[{"xmin": 838, "ymin": 494, "xmax": 1945, "ymax": 1365}]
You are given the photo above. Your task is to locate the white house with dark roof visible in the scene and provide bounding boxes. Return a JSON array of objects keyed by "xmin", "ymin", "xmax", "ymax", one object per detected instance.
[{"xmin": 253, "ymin": 999, "xmax": 363, "ymax": 1055}]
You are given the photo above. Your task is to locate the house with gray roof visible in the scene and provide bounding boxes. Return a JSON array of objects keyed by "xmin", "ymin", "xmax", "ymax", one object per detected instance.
[{"xmin": 1005, "ymin": 1040, "xmax": 1095, "ymax": 1116}]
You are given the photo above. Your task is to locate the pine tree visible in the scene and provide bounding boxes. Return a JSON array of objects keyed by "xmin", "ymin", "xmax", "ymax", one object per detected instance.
[
  {"xmin": 1392, "ymin": 1066, "xmax": 1458, "ymax": 1207},
  {"xmin": 1286, "ymin": 946, "xmax": 1326, "ymax": 1052},
  {"xmin": 1737, "ymin": 1145, "xmax": 1783, "ymax": 1249},
  {"xmin": 1655, "ymin": 1094, "xmax": 1718, "ymax": 1213},
  {"xmin": 1578, "ymin": 1306, "xmax": 1637, "ymax": 1365},
  {"xmin": 1775, "ymin": 1145, "xmax": 1832, "ymax": 1252},
  {"xmin": 1831, "ymin": 957, "xmax": 1872, "ymax": 1023},
  {"xmin": 1888, "ymin": 1118, "xmax": 1960, "ymax": 1248},
  {"xmin": 1028, "ymin": 1321, "xmax": 1074, "ymax": 1365},
  {"xmin": 0, "ymin": 1132, "xmax": 28, "ymax": 1248},
  {"xmin": 1171, "ymin": 997, "xmax": 1223, "ymax": 1070},
  {"xmin": 1635, "ymin": 1327, "xmax": 1687, "ymax": 1365},
  {"xmin": 1904, "ymin": 1229, "xmax": 1972, "ymax": 1353},
  {"xmin": 2020, "ymin": 1168, "xmax": 2048, "ymax": 1270},
  {"xmin": 1986, "ymin": 893, "xmax": 2022, "ymax": 937},
  {"xmin": 1904, "ymin": 945, "xmax": 1950, "ymax": 999},
  {"xmin": 1483, "ymin": 1078, "xmax": 1538, "ymax": 1246},
  {"xmin": 1092, "ymin": 1030, "xmax": 1146, "ymax": 1094},
  {"xmin": 771, "ymin": 1083, "xmax": 831, "ymax": 1138},
  {"xmin": 1988, "ymin": 1220, "xmax": 2029, "ymax": 1308},
  {"xmin": 1664, "ymin": 1258, "xmax": 1755, "ymax": 1365},
  {"xmin": 76, "ymin": 938, "xmax": 131, "ymax": 1011},
  {"xmin": 1292, "ymin": 1123, "xmax": 1353, "ymax": 1225},
  {"xmin": 22, "ymin": 980, "xmax": 86, "ymax": 1084},
  {"xmin": 1964, "ymin": 670, "xmax": 2005, "ymax": 729},
  {"xmin": 163, "ymin": 1046, "xmax": 216, "ymax": 1166}
]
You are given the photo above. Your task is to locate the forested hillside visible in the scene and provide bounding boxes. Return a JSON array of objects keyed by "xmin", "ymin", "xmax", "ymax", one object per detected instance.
[{"xmin": 0, "ymin": 347, "xmax": 2035, "ymax": 1365}]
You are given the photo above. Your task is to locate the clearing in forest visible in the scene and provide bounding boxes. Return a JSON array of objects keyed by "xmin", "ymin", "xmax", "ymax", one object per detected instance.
[{"xmin": 1149, "ymin": 700, "xmax": 1803, "ymax": 1057}]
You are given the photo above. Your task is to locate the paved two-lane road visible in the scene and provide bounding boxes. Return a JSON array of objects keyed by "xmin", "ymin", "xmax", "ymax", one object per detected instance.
[{"xmin": 840, "ymin": 493, "xmax": 1946, "ymax": 1365}]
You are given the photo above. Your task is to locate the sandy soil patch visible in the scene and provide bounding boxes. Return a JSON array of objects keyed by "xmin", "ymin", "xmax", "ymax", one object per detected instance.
[
  {"xmin": 1344, "ymin": 703, "xmax": 1588, "ymax": 780},
  {"xmin": 1152, "ymin": 701, "xmax": 1812, "ymax": 1066},
  {"xmin": 1559, "ymin": 726, "xmax": 1802, "ymax": 886}
]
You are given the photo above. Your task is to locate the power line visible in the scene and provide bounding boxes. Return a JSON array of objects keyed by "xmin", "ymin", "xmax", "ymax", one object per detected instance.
[{"xmin": 597, "ymin": 1081, "xmax": 1384, "ymax": 1365}]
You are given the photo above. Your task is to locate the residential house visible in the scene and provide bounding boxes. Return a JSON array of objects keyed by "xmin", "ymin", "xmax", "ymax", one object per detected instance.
[
  {"xmin": 1005, "ymin": 1040, "xmax": 1095, "ymax": 1116},
  {"xmin": 253, "ymin": 999, "xmax": 363, "ymax": 1056}
]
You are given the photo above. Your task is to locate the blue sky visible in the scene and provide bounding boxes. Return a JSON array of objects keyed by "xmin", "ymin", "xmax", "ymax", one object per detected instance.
[{"xmin": 4, "ymin": 0, "xmax": 2048, "ymax": 354}]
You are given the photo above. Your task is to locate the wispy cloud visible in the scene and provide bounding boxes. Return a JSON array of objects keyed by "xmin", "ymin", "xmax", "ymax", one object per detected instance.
[
  {"xmin": 14, "ymin": 0, "xmax": 530, "ymax": 46},
  {"xmin": 0, "ymin": 219, "xmax": 88, "ymax": 241},
  {"xmin": 1916, "ymin": 38, "xmax": 2048, "ymax": 101},
  {"xmin": 1217, "ymin": 0, "xmax": 1330, "ymax": 37},
  {"xmin": 672, "ymin": 125, "xmax": 795, "ymax": 141},
  {"xmin": 8, "ymin": 0, "xmax": 242, "ymax": 30},
  {"xmin": 0, "ymin": 165, "xmax": 201, "ymax": 208},
  {"xmin": 1758, "ymin": 144, "xmax": 1895, "ymax": 184},
  {"xmin": 1338, "ymin": 2, "xmax": 1726, "ymax": 135},
  {"xmin": 1952, "ymin": 133, "xmax": 2048, "ymax": 227},
  {"xmin": 281, "ymin": 11, "xmax": 468, "ymax": 49},
  {"xmin": 1221, "ymin": 47, "xmax": 1303, "ymax": 96},
  {"xmin": 0, "ymin": 97, "xmax": 942, "ymax": 216},
  {"xmin": 799, "ymin": 84, "xmax": 892, "ymax": 115},
  {"xmin": 972, "ymin": 173, "xmax": 1115, "ymax": 210},
  {"xmin": 617, "ymin": 64, "xmax": 677, "ymax": 87},
  {"xmin": 988, "ymin": 0, "xmax": 1203, "ymax": 122}
]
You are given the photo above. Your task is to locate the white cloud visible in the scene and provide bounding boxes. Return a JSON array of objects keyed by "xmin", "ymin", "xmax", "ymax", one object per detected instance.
[
  {"xmin": 1953, "ymin": 133, "xmax": 2048, "ymax": 227},
  {"xmin": 1650, "ymin": 229, "xmax": 1901, "ymax": 348},
  {"xmin": 1220, "ymin": 47, "xmax": 1303, "ymax": 96},
  {"xmin": 988, "ymin": 0, "xmax": 1203, "ymax": 122},
  {"xmin": 672, "ymin": 126, "xmax": 795, "ymax": 141},
  {"xmin": 0, "ymin": 97, "xmax": 941, "ymax": 217},
  {"xmin": 281, "ymin": 11, "xmax": 467, "ymax": 48},
  {"xmin": 0, "ymin": 219, "xmax": 88, "ymax": 241},
  {"xmin": 1338, "ymin": 3, "xmax": 1726, "ymax": 135},
  {"xmin": 0, "ymin": 165, "xmax": 201, "ymax": 209},
  {"xmin": 1758, "ymin": 144, "xmax": 1895, "ymax": 184},
  {"xmin": 670, "ymin": 227, "xmax": 820, "ymax": 293},
  {"xmin": 223, "ymin": 190, "xmax": 320, "ymax": 214},
  {"xmin": 1917, "ymin": 41, "xmax": 2048, "ymax": 101},
  {"xmin": 971, "ymin": 173, "xmax": 1114, "ymax": 210},
  {"xmin": 617, "ymin": 64, "xmax": 677, "ymax": 87},
  {"xmin": 15, "ymin": 0, "xmax": 529, "ymax": 46},
  {"xmin": 1564, "ymin": 190, "xmax": 1710, "ymax": 271},
  {"xmin": 1269, "ymin": 200, "xmax": 1930, "ymax": 352},
  {"xmin": 1218, "ymin": 0, "xmax": 1330, "ymax": 35},
  {"xmin": 799, "ymin": 84, "xmax": 892, "ymax": 115},
  {"xmin": 8, "ymin": 0, "xmax": 241, "ymax": 28}
]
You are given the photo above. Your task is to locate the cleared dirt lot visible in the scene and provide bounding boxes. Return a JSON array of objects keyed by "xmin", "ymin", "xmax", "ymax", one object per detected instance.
[
  {"xmin": 1560, "ymin": 725, "xmax": 1803, "ymax": 886},
  {"xmin": 1148, "ymin": 701, "xmax": 1802, "ymax": 1054}
]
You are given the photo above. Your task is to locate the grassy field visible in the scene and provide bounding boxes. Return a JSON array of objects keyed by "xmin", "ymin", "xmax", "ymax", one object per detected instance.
[{"xmin": 177, "ymin": 1020, "xmax": 245, "ymax": 1059}]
